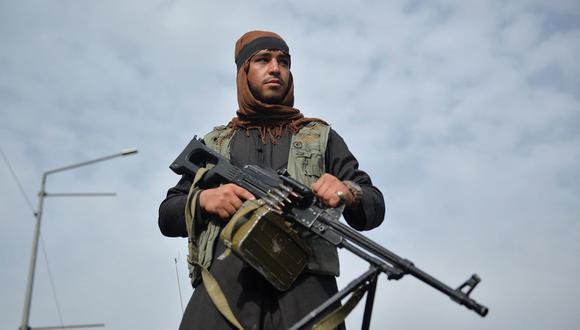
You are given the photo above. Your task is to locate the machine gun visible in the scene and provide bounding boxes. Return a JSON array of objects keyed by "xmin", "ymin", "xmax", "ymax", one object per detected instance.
[{"xmin": 170, "ymin": 137, "xmax": 488, "ymax": 329}]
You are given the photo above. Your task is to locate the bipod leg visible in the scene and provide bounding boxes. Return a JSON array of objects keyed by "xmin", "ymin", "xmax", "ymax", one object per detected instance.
[
  {"xmin": 361, "ymin": 269, "xmax": 379, "ymax": 330},
  {"xmin": 289, "ymin": 267, "xmax": 379, "ymax": 330}
]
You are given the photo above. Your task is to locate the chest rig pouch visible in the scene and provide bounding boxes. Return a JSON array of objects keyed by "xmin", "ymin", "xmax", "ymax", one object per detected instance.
[{"xmin": 219, "ymin": 199, "xmax": 310, "ymax": 291}]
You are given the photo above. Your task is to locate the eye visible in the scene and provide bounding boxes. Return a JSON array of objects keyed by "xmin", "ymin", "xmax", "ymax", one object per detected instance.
[{"xmin": 254, "ymin": 56, "xmax": 269, "ymax": 63}]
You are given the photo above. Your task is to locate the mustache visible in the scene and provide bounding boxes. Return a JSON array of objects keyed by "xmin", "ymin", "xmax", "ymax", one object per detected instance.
[{"xmin": 263, "ymin": 77, "xmax": 284, "ymax": 84}]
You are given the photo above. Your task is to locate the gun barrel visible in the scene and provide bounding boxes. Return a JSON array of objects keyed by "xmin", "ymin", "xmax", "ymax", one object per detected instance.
[{"xmin": 321, "ymin": 213, "xmax": 489, "ymax": 317}]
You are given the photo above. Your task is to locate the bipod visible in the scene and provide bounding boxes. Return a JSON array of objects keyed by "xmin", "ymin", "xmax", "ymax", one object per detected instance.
[{"xmin": 289, "ymin": 266, "xmax": 381, "ymax": 330}]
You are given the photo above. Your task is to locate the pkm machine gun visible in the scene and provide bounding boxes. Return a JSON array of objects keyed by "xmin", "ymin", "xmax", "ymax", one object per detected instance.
[{"xmin": 170, "ymin": 137, "xmax": 489, "ymax": 329}]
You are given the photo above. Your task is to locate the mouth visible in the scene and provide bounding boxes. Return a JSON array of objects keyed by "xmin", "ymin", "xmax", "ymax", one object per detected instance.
[{"xmin": 264, "ymin": 79, "xmax": 282, "ymax": 86}]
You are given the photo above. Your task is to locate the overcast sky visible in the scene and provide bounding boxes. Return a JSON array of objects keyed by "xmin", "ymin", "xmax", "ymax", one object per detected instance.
[{"xmin": 1, "ymin": 0, "xmax": 579, "ymax": 329}]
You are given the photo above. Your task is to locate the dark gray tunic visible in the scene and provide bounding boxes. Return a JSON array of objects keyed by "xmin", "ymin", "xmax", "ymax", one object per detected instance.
[{"xmin": 159, "ymin": 128, "xmax": 385, "ymax": 329}]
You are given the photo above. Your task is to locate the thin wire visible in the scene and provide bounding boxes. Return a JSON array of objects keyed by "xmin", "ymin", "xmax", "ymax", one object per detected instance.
[
  {"xmin": 174, "ymin": 256, "xmax": 184, "ymax": 313},
  {"xmin": 0, "ymin": 145, "xmax": 65, "ymax": 328},
  {"xmin": 0, "ymin": 146, "xmax": 35, "ymax": 213},
  {"xmin": 40, "ymin": 234, "xmax": 65, "ymax": 329}
]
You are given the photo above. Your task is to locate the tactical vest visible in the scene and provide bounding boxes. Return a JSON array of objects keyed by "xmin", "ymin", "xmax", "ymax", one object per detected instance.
[{"xmin": 185, "ymin": 122, "xmax": 339, "ymax": 287}]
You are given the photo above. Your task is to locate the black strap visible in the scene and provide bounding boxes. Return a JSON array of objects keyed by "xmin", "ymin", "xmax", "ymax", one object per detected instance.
[{"xmin": 235, "ymin": 36, "xmax": 289, "ymax": 71}]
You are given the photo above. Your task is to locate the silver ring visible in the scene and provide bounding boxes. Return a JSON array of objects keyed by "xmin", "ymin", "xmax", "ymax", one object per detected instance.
[{"xmin": 336, "ymin": 191, "xmax": 345, "ymax": 198}]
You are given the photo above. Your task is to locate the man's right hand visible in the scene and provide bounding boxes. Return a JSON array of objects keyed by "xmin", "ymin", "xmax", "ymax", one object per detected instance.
[{"xmin": 199, "ymin": 184, "xmax": 255, "ymax": 220}]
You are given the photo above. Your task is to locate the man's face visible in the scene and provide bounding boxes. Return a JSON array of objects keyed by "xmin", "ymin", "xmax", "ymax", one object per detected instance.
[{"xmin": 246, "ymin": 49, "xmax": 291, "ymax": 104}]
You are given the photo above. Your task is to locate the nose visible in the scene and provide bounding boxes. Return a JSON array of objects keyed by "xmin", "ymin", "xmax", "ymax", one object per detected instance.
[{"xmin": 267, "ymin": 59, "xmax": 281, "ymax": 74}]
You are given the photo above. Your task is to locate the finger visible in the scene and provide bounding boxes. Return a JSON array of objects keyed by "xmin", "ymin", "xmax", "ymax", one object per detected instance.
[
  {"xmin": 321, "ymin": 195, "xmax": 338, "ymax": 208},
  {"xmin": 231, "ymin": 185, "xmax": 255, "ymax": 200},
  {"xmin": 333, "ymin": 190, "xmax": 346, "ymax": 206},
  {"xmin": 316, "ymin": 181, "xmax": 333, "ymax": 201},
  {"xmin": 325, "ymin": 198, "xmax": 338, "ymax": 208},
  {"xmin": 311, "ymin": 177, "xmax": 322, "ymax": 192},
  {"xmin": 324, "ymin": 184, "xmax": 346, "ymax": 207},
  {"xmin": 311, "ymin": 173, "xmax": 332, "ymax": 192},
  {"xmin": 324, "ymin": 189, "xmax": 340, "ymax": 207},
  {"xmin": 221, "ymin": 184, "xmax": 238, "ymax": 196},
  {"xmin": 222, "ymin": 203, "xmax": 237, "ymax": 217},
  {"xmin": 216, "ymin": 208, "xmax": 230, "ymax": 220},
  {"xmin": 230, "ymin": 196, "xmax": 243, "ymax": 210}
]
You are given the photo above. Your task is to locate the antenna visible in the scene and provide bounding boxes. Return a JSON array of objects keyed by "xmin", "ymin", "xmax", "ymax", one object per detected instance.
[
  {"xmin": 174, "ymin": 254, "xmax": 185, "ymax": 313},
  {"xmin": 20, "ymin": 148, "xmax": 138, "ymax": 330}
]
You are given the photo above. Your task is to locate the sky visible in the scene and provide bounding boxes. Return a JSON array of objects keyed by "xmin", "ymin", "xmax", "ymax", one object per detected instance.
[{"xmin": 1, "ymin": 0, "xmax": 579, "ymax": 329}]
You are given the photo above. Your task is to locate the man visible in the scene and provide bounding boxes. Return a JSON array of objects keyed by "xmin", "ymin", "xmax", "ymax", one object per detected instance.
[{"xmin": 159, "ymin": 30, "xmax": 385, "ymax": 329}]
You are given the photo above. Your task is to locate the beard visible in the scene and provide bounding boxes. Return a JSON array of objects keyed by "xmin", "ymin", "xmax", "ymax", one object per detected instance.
[
  {"xmin": 257, "ymin": 93, "xmax": 284, "ymax": 104},
  {"xmin": 250, "ymin": 83, "xmax": 289, "ymax": 105}
]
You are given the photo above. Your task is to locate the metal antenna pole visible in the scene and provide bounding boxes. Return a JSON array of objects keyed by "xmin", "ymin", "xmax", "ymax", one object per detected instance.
[
  {"xmin": 20, "ymin": 174, "xmax": 47, "ymax": 330},
  {"xmin": 19, "ymin": 148, "xmax": 138, "ymax": 330}
]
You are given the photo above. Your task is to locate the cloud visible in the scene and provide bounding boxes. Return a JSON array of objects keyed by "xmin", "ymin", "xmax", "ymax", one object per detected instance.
[{"xmin": 1, "ymin": 0, "xmax": 579, "ymax": 329}]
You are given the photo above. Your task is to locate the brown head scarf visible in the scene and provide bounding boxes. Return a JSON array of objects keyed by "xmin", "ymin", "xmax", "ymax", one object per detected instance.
[{"xmin": 228, "ymin": 30, "xmax": 327, "ymax": 143}]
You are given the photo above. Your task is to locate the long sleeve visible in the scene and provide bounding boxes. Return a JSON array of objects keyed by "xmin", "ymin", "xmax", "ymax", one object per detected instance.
[
  {"xmin": 325, "ymin": 129, "xmax": 385, "ymax": 231},
  {"xmin": 158, "ymin": 174, "xmax": 192, "ymax": 237}
]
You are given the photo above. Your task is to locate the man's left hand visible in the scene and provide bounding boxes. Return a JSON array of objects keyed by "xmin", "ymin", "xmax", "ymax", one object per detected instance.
[{"xmin": 311, "ymin": 173, "xmax": 353, "ymax": 207}]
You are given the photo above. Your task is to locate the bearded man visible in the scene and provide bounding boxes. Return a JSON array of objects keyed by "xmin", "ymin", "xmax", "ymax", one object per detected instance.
[{"xmin": 159, "ymin": 30, "xmax": 385, "ymax": 330}]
